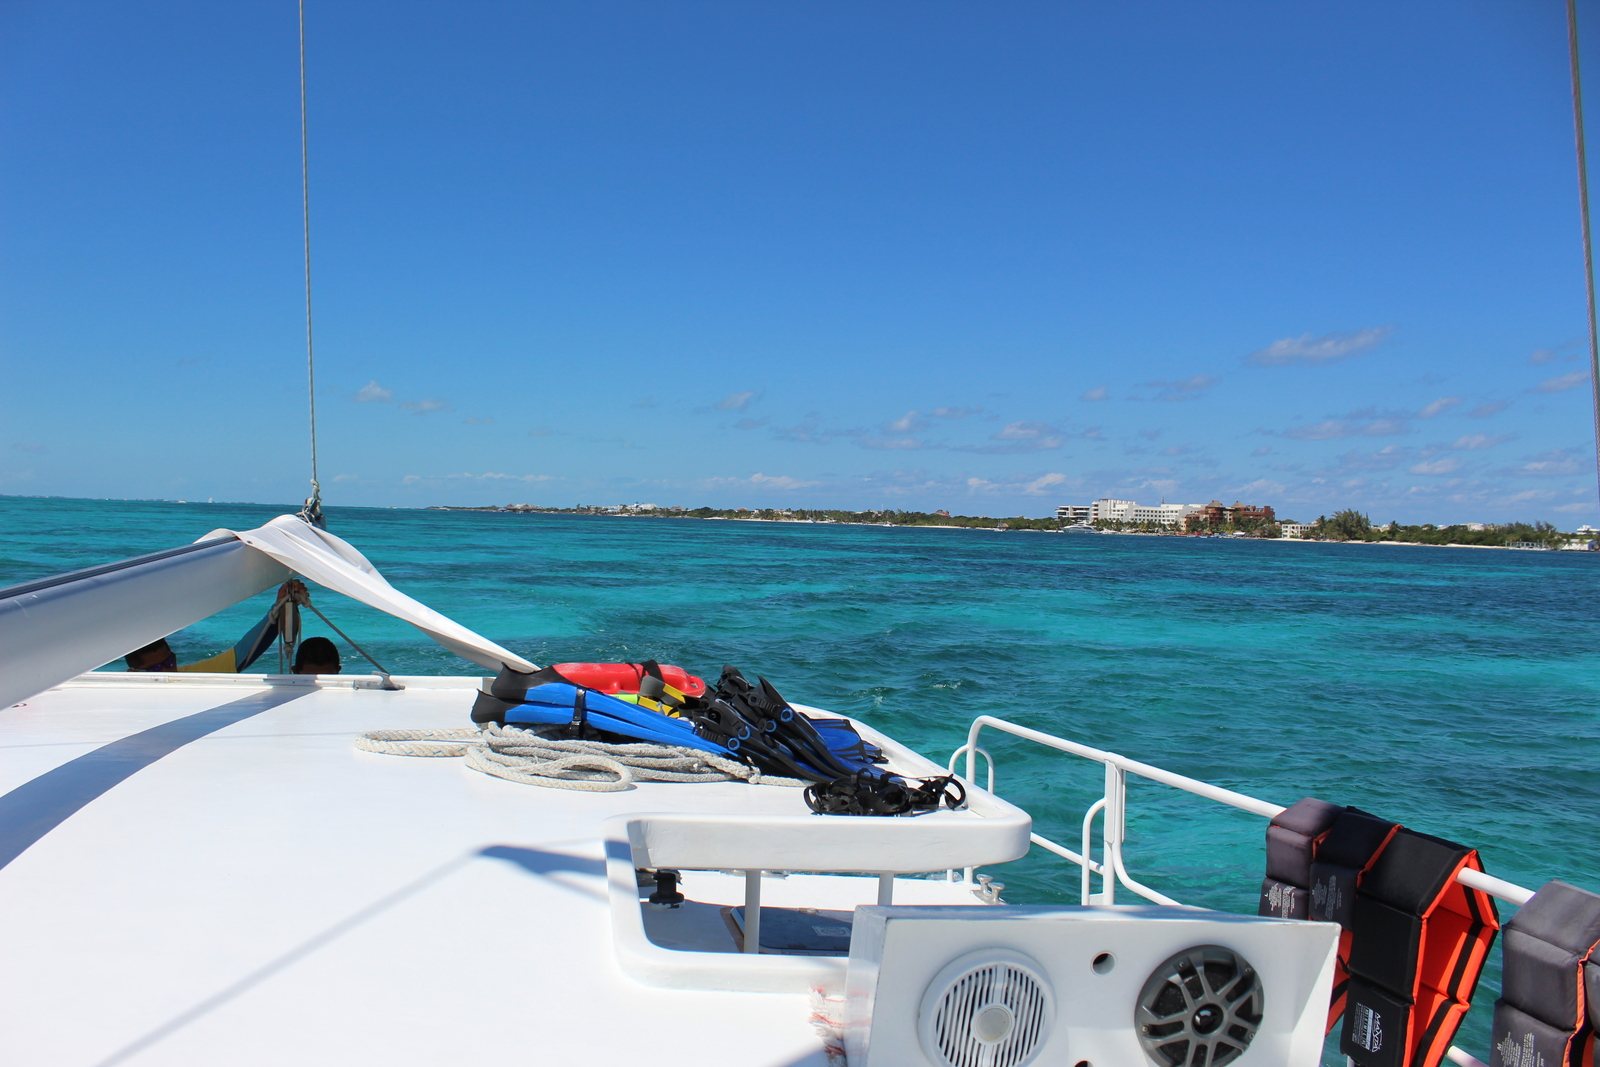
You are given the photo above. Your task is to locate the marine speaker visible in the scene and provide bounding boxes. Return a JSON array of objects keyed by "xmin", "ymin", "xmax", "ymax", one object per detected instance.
[
  {"xmin": 916, "ymin": 949, "xmax": 1055, "ymax": 1067},
  {"xmin": 843, "ymin": 905, "xmax": 1336, "ymax": 1067},
  {"xmin": 1135, "ymin": 944, "xmax": 1264, "ymax": 1066}
]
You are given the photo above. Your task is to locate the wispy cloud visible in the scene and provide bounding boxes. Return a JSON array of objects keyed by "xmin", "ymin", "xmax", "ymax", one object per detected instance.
[
  {"xmin": 1236, "ymin": 478, "xmax": 1286, "ymax": 497},
  {"xmin": 1334, "ymin": 445, "xmax": 1411, "ymax": 472},
  {"xmin": 1409, "ymin": 457, "xmax": 1460, "ymax": 476},
  {"xmin": 888, "ymin": 411, "xmax": 920, "ymax": 433},
  {"xmin": 463, "ymin": 416, "xmax": 493, "ymax": 426},
  {"xmin": 1451, "ymin": 433, "xmax": 1507, "ymax": 450},
  {"xmin": 1280, "ymin": 417, "xmax": 1408, "ymax": 441},
  {"xmin": 402, "ymin": 471, "xmax": 553, "ymax": 485},
  {"xmin": 356, "ymin": 380, "xmax": 393, "ymax": 403},
  {"xmin": 1080, "ymin": 386, "xmax": 1108, "ymax": 402},
  {"xmin": 716, "ymin": 390, "xmax": 759, "ymax": 412},
  {"xmin": 1139, "ymin": 374, "xmax": 1217, "ymax": 401},
  {"xmin": 857, "ymin": 435, "xmax": 926, "ymax": 451},
  {"xmin": 1520, "ymin": 449, "xmax": 1583, "ymax": 475},
  {"xmin": 1418, "ymin": 396, "xmax": 1460, "ymax": 418},
  {"xmin": 12, "ymin": 442, "xmax": 45, "ymax": 454},
  {"xmin": 1469, "ymin": 400, "xmax": 1509, "ymax": 418},
  {"xmin": 402, "ymin": 398, "xmax": 449, "ymax": 415},
  {"xmin": 1247, "ymin": 326, "xmax": 1391, "ymax": 366},
  {"xmin": 1023, "ymin": 472, "xmax": 1071, "ymax": 495},
  {"xmin": 705, "ymin": 472, "xmax": 819, "ymax": 491},
  {"xmin": 996, "ymin": 422, "xmax": 1060, "ymax": 445},
  {"xmin": 929, "ymin": 406, "xmax": 982, "ymax": 419},
  {"xmin": 1535, "ymin": 371, "xmax": 1587, "ymax": 393}
]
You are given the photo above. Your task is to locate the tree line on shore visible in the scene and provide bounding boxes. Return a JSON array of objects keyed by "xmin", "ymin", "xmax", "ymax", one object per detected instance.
[
  {"xmin": 1310, "ymin": 509, "xmax": 1578, "ymax": 548},
  {"xmin": 446, "ymin": 503, "xmax": 1590, "ymax": 546}
]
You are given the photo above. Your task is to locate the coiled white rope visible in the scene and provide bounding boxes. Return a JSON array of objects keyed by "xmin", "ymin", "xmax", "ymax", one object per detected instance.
[{"xmin": 356, "ymin": 723, "xmax": 806, "ymax": 792}]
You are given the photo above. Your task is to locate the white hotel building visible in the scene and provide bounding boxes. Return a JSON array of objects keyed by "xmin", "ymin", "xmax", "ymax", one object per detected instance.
[{"xmin": 1057, "ymin": 498, "xmax": 1203, "ymax": 527}]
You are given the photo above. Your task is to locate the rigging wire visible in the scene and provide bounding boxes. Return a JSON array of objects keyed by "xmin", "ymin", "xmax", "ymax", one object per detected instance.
[
  {"xmin": 1567, "ymin": 0, "xmax": 1600, "ymax": 511},
  {"xmin": 297, "ymin": 0, "xmax": 324, "ymax": 528}
]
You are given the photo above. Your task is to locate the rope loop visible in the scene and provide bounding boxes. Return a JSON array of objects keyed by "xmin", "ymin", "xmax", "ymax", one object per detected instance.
[{"xmin": 355, "ymin": 723, "xmax": 806, "ymax": 792}]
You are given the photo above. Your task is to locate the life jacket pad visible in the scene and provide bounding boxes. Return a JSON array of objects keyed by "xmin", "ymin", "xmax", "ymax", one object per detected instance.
[
  {"xmin": 1339, "ymin": 829, "xmax": 1499, "ymax": 1067},
  {"xmin": 1488, "ymin": 879, "xmax": 1600, "ymax": 1067},
  {"xmin": 1310, "ymin": 808, "xmax": 1401, "ymax": 926},
  {"xmin": 1489, "ymin": 1000, "xmax": 1596, "ymax": 1067},
  {"xmin": 1302, "ymin": 807, "xmax": 1401, "ymax": 1034},
  {"xmin": 1259, "ymin": 796, "xmax": 1341, "ymax": 919},
  {"xmin": 552, "ymin": 661, "xmax": 707, "ymax": 701},
  {"xmin": 1590, "ymin": 958, "xmax": 1600, "ymax": 1031}
]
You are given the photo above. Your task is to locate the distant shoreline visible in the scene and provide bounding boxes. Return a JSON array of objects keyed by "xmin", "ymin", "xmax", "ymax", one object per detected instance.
[{"xmin": 427, "ymin": 505, "xmax": 1593, "ymax": 551}]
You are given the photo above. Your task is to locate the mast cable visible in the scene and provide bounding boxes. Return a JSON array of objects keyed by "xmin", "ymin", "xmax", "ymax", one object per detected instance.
[
  {"xmin": 297, "ymin": 0, "xmax": 324, "ymax": 528},
  {"xmin": 1565, "ymin": 0, "xmax": 1600, "ymax": 511}
]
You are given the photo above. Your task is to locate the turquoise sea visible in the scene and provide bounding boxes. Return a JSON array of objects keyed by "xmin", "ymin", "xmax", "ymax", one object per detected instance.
[{"xmin": 4, "ymin": 494, "xmax": 1599, "ymax": 1059}]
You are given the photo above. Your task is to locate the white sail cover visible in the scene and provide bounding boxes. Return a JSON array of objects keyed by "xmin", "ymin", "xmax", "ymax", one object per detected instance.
[{"xmin": 206, "ymin": 515, "xmax": 536, "ymax": 673}]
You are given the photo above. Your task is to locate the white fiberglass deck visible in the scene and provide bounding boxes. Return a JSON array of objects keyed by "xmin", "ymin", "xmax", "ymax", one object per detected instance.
[{"xmin": 0, "ymin": 673, "xmax": 1027, "ymax": 1067}]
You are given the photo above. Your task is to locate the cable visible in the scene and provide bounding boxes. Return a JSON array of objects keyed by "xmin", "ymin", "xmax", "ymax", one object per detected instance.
[
  {"xmin": 1566, "ymin": 0, "xmax": 1600, "ymax": 511},
  {"xmin": 297, "ymin": 0, "xmax": 323, "ymax": 527}
]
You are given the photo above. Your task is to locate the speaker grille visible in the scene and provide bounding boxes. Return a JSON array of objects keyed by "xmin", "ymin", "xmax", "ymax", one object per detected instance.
[
  {"xmin": 1135, "ymin": 944, "xmax": 1263, "ymax": 1066},
  {"xmin": 920, "ymin": 953, "xmax": 1052, "ymax": 1067}
]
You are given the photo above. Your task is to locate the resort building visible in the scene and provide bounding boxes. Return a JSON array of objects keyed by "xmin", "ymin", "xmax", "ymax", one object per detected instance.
[
  {"xmin": 1060, "ymin": 496, "xmax": 1279, "ymax": 531},
  {"xmin": 1058, "ymin": 498, "xmax": 1203, "ymax": 528},
  {"xmin": 1192, "ymin": 500, "xmax": 1276, "ymax": 529},
  {"xmin": 1279, "ymin": 523, "xmax": 1309, "ymax": 539}
]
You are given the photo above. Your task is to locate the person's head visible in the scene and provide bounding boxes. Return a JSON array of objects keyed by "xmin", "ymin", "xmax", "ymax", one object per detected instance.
[
  {"xmin": 125, "ymin": 639, "xmax": 177, "ymax": 672},
  {"xmin": 292, "ymin": 636, "xmax": 341, "ymax": 675}
]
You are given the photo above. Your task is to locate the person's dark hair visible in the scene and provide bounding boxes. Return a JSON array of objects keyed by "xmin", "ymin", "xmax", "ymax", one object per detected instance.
[
  {"xmin": 292, "ymin": 636, "xmax": 341, "ymax": 674},
  {"xmin": 125, "ymin": 639, "xmax": 175, "ymax": 671}
]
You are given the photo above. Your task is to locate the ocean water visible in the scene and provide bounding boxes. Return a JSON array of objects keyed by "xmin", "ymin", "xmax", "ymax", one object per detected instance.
[{"xmin": 4, "ymin": 494, "xmax": 1598, "ymax": 1059}]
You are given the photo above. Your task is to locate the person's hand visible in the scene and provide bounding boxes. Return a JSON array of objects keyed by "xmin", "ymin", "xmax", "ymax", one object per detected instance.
[{"xmin": 275, "ymin": 579, "xmax": 310, "ymax": 606}]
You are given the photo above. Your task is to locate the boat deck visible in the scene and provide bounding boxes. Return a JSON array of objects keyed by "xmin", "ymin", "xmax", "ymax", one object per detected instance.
[{"xmin": 0, "ymin": 673, "xmax": 1028, "ymax": 1066}]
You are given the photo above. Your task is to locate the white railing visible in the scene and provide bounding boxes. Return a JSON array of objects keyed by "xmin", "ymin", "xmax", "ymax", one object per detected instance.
[{"xmin": 948, "ymin": 714, "xmax": 1539, "ymax": 1067}]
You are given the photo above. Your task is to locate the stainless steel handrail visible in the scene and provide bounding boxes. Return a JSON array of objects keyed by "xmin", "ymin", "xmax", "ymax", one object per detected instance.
[{"xmin": 951, "ymin": 713, "xmax": 1537, "ymax": 1067}]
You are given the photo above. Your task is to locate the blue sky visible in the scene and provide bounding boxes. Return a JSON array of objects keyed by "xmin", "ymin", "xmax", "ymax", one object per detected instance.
[{"xmin": 3, "ymin": 2, "xmax": 1599, "ymax": 524}]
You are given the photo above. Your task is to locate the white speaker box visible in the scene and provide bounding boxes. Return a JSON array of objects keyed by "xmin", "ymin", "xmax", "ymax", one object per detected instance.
[{"xmin": 843, "ymin": 904, "xmax": 1337, "ymax": 1067}]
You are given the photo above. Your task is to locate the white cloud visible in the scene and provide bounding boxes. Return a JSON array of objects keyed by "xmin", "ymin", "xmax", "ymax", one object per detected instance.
[
  {"xmin": 716, "ymin": 390, "xmax": 759, "ymax": 412},
  {"xmin": 1451, "ymin": 434, "xmax": 1505, "ymax": 450},
  {"xmin": 705, "ymin": 472, "xmax": 819, "ymax": 490},
  {"xmin": 1023, "ymin": 472, "xmax": 1071, "ymax": 495},
  {"xmin": 1536, "ymin": 371, "xmax": 1587, "ymax": 393},
  {"xmin": 1080, "ymin": 386, "xmax": 1108, "ymax": 402},
  {"xmin": 858, "ymin": 436, "xmax": 924, "ymax": 451},
  {"xmin": 1522, "ymin": 451, "xmax": 1582, "ymax": 475},
  {"xmin": 975, "ymin": 422, "xmax": 1063, "ymax": 451},
  {"xmin": 403, "ymin": 471, "xmax": 552, "ymax": 485},
  {"xmin": 889, "ymin": 411, "xmax": 919, "ymax": 432},
  {"xmin": 1409, "ymin": 457, "xmax": 1460, "ymax": 476},
  {"xmin": 1282, "ymin": 418, "xmax": 1408, "ymax": 441},
  {"xmin": 1141, "ymin": 375, "xmax": 1217, "ymax": 401},
  {"xmin": 1248, "ymin": 326, "xmax": 1391, "ymax": 366},
  {"xmin": 356, "ymin": 380, "xmax": 393, "ymax": 403},
  {"xmin": 402, "ymin": 398, "xmax": 449, "ymax": 415},
  {"xmin": 1419, "ymin": 397, "xmax": 1460, "ymax": 418}
]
